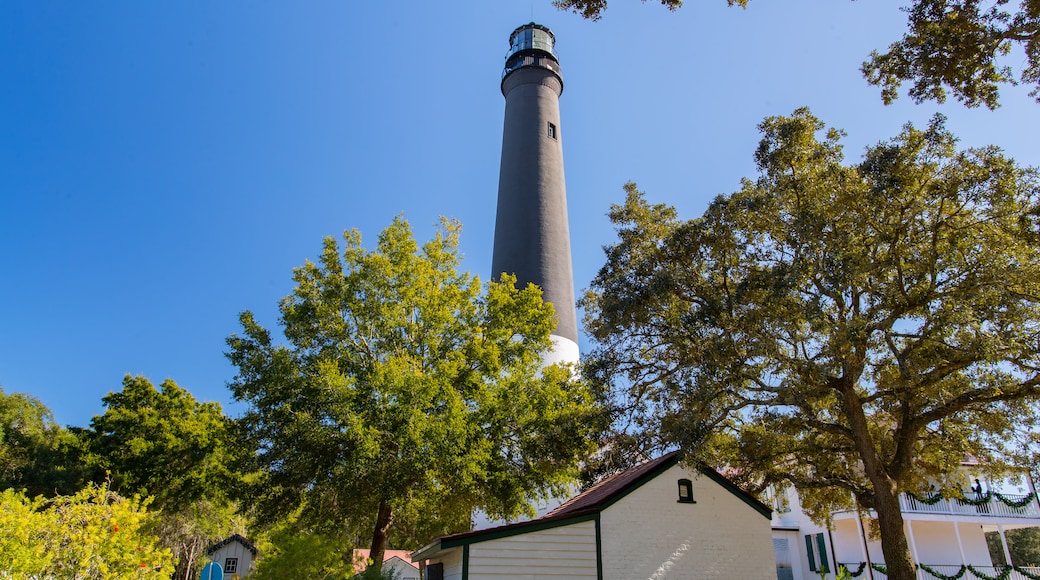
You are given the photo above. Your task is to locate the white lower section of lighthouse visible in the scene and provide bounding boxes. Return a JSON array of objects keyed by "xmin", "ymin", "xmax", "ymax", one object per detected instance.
[{"xmin": 546, "ymin": 334, "xmax": 580, "ymax": 368}]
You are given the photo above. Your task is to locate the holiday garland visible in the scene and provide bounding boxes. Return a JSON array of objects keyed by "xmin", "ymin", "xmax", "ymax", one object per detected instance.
[
  {"xmin": 956, "ymin": 492, "xmax": 993, "ymax": 506},
  {"xmin": 907, "ymin": 490, "xmax": 1037, "ymax": 509},
  {"xmin": 908, "ymin": 491, "xmax": 946, "ymax": 505},
  {"xmin": 906, "ymin": 492, "xmax": 948, "ymax": 507},
  {"xmin": 994, "ymin": 491, "xmax": 1037, "ymax": 508},
  {"xmin": 839, "ymin": 562, "xmax": 867, "ymax": 577},
  {"xmin": 879, "ymin": 563, "xmax": 1039, "ymax": 580},
  {"xmin": 919, "ymin": 563, "xmax": 967, "ymax": 580},
  {"xmin": 966, "ymin": 565, "xmax": 1012, "ymax": 580}
]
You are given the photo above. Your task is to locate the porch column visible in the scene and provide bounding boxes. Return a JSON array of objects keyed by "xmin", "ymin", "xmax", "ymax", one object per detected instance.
[
  {"xmin": 907, "ymin": 520, "xmax": 923, "ymax": 580},
  {"xmin": 997, "ymin": 523, "xmax": 1013, "ymax": 566},
  {"xmin": 952, "ymin": 522, "xmax": 966, "ymax": 565},
  {"xmin": 856, "ymin": 512, "xmax": 875, "ymax": 580}
]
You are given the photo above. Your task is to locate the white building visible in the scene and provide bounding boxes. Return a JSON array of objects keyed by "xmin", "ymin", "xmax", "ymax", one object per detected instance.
[
  {"xmin": 206, "ymin": 534, "xmax": 258, "ymax": 579},
  {"xmin": 769, "ymin": 467, "xmax": 1040, "ymax": 580},
  {"xmin": 413, "ymin": 451, "xmax": 776, "ymax": 580},
  {"xmin": 352, "ymin": 549, "xmax": 420, "ymax": 580}
]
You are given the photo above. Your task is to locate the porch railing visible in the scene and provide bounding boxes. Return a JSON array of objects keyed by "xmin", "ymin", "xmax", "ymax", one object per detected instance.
[
  {"xmin": 838, "ymin": 562, "xmax": 1040, "ymax": 580},
  {"xmin": 899, "ymin": 492, "xmax": 1040, "ymax": 518}
]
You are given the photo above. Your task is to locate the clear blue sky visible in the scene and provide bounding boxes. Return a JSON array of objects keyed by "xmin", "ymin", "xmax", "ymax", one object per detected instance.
[{"xmin": 2, "ymin": 1, "xmax": 1037, "ymax": 428}]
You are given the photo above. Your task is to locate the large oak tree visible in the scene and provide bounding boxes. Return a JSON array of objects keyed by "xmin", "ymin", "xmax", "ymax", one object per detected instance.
[
  {"xmin": 226, "ymin": 217, "xmax": 598, "ymax": 576},
  {"xmin": 554, "ymin": 0, "xmax": 1040, "ymax": 109},
  {"xmin": 582, "ymin": 109, "xmax": 1040, "ymax": 580}
]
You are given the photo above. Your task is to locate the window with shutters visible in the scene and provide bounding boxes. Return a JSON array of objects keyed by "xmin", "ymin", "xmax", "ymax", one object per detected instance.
[{"xmin": 804, "ymin": 533, "xmax": 829, "ymax": 573}]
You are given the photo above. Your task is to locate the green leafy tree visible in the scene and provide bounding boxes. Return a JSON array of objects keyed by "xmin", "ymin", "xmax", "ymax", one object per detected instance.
[
  {"xmin": 226, "ymin": 217, "xmax": 598, "ymax": 576},
  {"xmin": 250, "ymin": 518, "xmax": 357, "ymax": 580},
  {"xmin": 0, "ymin": 489, "xmax": 50, "ymax": 577},
  {"xmin": 863, "ymin": 0, "xmax": 1040, "ymax": 109},
  {"xmin": 553, "ymin": 0, "xmax": 686, "ymax": 20},
  {"xmin": 152, "ymin": 499, "xmax": 250, "ymax": 580},
  {"xmin": 86, "ymin": 375, "xmax": 238, "ymax": 512},
  {"xmin": 85, "ymin": 375, "xmax": 244, "ymax": 579},
  {"xmin": 0, "ymin": 387, "xmax": 87, "ymax": 497},
  {"xmin": 0, "ymin": 483, "xmax": 175, "ymax": 579},
  {"xmin": 1007, "ymin": 526, "xmax": 1040, "ymax": 566},
  {"xmin": 582, "ymin": 109, "xmax": 1040, "ymax": 580},
  {"xmin": 554, "ymin": 0, "xmax": 1039, "ymax": 109}
]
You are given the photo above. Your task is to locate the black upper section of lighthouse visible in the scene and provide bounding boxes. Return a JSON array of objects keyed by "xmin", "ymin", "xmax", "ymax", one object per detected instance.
[
  {"xmin": 492, "ymin": 22, "xmax": 579, "ymax": 348},
  {"xmin": 502, "ymin": 23, "xmax": 563, "ymax": 94}
]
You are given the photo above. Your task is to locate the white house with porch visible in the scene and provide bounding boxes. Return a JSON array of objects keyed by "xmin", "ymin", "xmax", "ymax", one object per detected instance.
[
  {"xmin": 768, "ymin": 466, "xmax": 1040, "ymax": 580},
  {"xmin": 413, "ymin": 451, "xmax": 777, "ymax": 580}
]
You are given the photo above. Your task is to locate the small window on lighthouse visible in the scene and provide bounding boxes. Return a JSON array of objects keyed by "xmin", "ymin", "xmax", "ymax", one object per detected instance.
[{"xmin": 547, "ymin": 122, "xmax": 557, "ymax": 139}]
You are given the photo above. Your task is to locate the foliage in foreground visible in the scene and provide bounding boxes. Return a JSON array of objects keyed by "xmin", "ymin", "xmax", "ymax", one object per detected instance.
[
  {"xmin": 582, "ymin": 108, "xmax": 1040, "ymax": 580},
  {"xmin": 250, "ymin": 519, "xmax": 357, "ymax": 580},
  {"xmin": 553, "ymin": 0, "xmax": 1039, "ymax": 109},
  {"xmin": 83, "ymin": 375, "xmax": 247, "ymax": 580},
  {"xmin": 227, "ymin": 217, "xmax": 600, "ymax": 575},
  {"xmin": 0, "ymin": 484, "xmax": 174, "ymax": 579}
]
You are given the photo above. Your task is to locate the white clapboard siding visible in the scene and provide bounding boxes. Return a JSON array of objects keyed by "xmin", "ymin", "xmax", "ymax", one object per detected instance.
[
  {"xmin": 467, "ymin": 520, "xmax": 597, "ymax": 579},
  {"xmin": 436, "ymin": 547, "xmax": 465, "ymax": 580},
  {"xmin": 599, "ymin": 463, "xmax": 776, "ymax": 580},
  {"xmin": 210, "ymin": 542, "xmax": 254, "ymax": 579}
]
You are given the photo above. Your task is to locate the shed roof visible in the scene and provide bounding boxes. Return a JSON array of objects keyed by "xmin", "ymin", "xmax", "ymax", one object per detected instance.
[
  {"xmin": 207, "ymin": 533, "xmax": 258, "ymax": 556},
  {"xmin": 412, "ymin": 451, "xmax": 771, "ymax": 562}
]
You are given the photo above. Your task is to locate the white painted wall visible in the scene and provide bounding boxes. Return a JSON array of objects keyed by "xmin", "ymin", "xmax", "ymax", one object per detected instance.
[
  {"xmin": 430, "ymin": 548, "xmax": 464, "ymax": 580},
  {"xmin": 467, "ymin": 520, "xmax": 597, "ymax": 579},
  {"xmin": 958, "ymin": 522, "xmax": 995, "ymax": 564},
  {"xmin": 832, "ymin": 519, "xmax": 865, "ymax": 565},
  {"xmin": 384, "ymin": 556, "xmax": 420, "ymax": 580},
  {"xmin": 209, "ymin": 541, "xmax": 255, "ymax": 579},
  {"xmin": 599, "ymin": 464, "xmax": 775, "ymax": 580}
]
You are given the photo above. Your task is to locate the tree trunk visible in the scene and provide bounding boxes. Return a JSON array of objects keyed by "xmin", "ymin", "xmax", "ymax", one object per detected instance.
[
  {"xmin": 870, "ymin": 476, "xmax": 917, "ymax": 580},
  {"xmin": 837, "ymin": 380, "xmax": 917, "ymax": 580},
  {"xmin": 367, "ymin": 500, "xmax": 394, "ymax": 577}
]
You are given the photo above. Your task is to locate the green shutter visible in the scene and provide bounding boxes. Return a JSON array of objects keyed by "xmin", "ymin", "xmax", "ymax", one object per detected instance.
[
  {"xmin": 805, "ymin": 535, "xmax": 817, "ymax": 572},
  {"xmin": 816, "ymin": 533, "xmax": 830, "ymax": 573}
]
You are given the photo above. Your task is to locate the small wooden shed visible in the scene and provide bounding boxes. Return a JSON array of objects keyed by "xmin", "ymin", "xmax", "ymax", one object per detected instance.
[
  {"xmin": 413, "ymin": 451, "xmax": 776, "ymax": 580},
  {"xmin": 207, "ymin": 534, "xmax": 258, "ymax": 579}
]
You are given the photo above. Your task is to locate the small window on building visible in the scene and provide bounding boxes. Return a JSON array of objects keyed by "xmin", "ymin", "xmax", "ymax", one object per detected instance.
[
  {"xmin": 769, "ymin": 485, "xmax": 791, "ymax": 513},
  {"xmin": 547, "ymin": 122, "xmax": 557, "ymax": 139},
  {"xmin": 678, "ymin": 478, "xmax": 695, "ymax": 503},
  {"xmin": 427, "ymin": 562, "xmax": 445, "ymax": 580},
  {"xmin": 224, "ymin": 557, "xmax": 238, "ymax": 573}
]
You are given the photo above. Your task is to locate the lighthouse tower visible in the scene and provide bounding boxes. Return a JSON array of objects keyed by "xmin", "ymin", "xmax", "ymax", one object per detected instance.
[{"xmin": 492, "ymin": 23, "xmax": 578, "ymax": 367}]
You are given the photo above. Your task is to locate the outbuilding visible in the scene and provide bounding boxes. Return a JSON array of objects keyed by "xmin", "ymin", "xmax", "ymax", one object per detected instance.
[
  {"xmin": 413, "ymin": 451, "xmax": 776, "ymax": 579},
  {"xmin": 207, "ymin": 534, "xmax": 258, "ymax": 579}
]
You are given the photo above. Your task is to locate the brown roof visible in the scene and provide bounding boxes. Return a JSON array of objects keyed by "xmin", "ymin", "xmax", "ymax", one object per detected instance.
[
  {"xmin": 412, "ymin": 451, "xmax": 771, "ymax": 562},
  {"xmin": 544, "ymin": 451, "xmax": 680, "ymax": 518}
]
